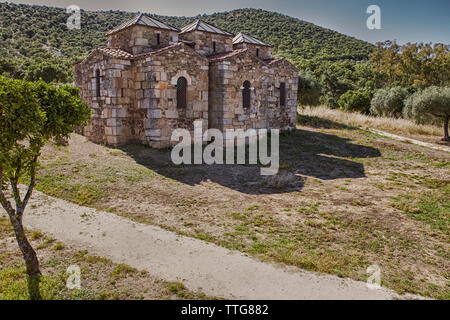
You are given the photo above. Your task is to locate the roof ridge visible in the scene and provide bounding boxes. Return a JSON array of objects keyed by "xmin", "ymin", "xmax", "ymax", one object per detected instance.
[
  {"xmin": 180, "ymin": 19, "xmax": 234, "ymax": 36},
  {"xmin": 232, "ymin": 32, "xmax": 272, "ymax": 47},
  {"xmin": 106, "ymin": 13, "xmax": 179, "ymax": 36}
]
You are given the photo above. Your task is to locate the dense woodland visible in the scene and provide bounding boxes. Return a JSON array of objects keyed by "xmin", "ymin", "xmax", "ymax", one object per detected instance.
[
  {"xmin": 0, "ymin": 2, "xmax": 448, "ymax": 138},
  {"xmin": 0, "ymin": 3, "xmax": 373, "ymax": 82}
]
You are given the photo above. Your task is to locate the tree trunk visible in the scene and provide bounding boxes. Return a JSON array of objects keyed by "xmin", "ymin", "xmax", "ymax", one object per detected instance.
[
  {"xmin": 8, "ymin": 212, "xmax": 42, "ymax": 300},
  {"xmin": 443, "ymin": 116, "xmax": 450, "ymax": 141}
]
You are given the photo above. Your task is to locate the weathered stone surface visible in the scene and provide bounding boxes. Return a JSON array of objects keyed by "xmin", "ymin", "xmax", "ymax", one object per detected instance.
[{"xmin": 74, "ymin": 17, "xmax": 298, "ymax": 148}]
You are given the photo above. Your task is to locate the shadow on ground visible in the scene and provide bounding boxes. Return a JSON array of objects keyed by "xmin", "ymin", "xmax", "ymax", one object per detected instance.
[{"xmin": 117, "ymin": 128, "xmax": 381, "ymax": 195}]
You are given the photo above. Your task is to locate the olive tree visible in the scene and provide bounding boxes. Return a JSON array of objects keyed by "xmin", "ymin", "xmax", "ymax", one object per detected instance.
[
  {"xmin": 0, "ymin": 77, "xmax": 91, "ymax": 299},
  {"xmin": 370, "ymin": 86, "xmax": 410, "ymax": 118},
  {"xmin": 404, "ymin": 86, "xmax": 450, "ymax": 141},
  {"xmin": 298, "ymin": 71, "xmax": 322, "ymax": 106}
]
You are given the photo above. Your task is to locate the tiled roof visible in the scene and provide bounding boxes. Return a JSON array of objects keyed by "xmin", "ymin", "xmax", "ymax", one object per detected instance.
[
  {"xmin": 106, "ymin": 13, "xmax": 179, "ymax": 36},
  {"xmin": 233, "ymin": 32, "xmax": 272, "ymax": 47},
  {"xmin": 133, "ymin": 42, "xmax": 184, "ymax": 59},
  {"xmin": 75, "ymin": 47, "xmax": 133, "ymax": 65},
  {"xmin": 208, "ymin": 49, "xmax": 248, "ymax": 62},
  {"xmin": 264, "ymin": 57, "xmax": 284, "ymax": 65},
  {"xmin": 97, "ymin": 48, "xmax": 134, "ymax": 59},
  {"xmin": 180, "ymin": 19, "xmax": 234, "ymax": 36}
]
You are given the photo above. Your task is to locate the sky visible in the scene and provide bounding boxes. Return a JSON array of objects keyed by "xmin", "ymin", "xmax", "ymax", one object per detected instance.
[{"xmin": 4, "ymin": 0, "xmax": 450, "ymax": 44}]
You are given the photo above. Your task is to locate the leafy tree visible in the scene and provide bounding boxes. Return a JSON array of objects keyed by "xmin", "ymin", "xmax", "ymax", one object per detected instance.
[
  {"xmin": 370, "ymin": 87, "xmax": 410, "ymax": 118},
  {"xmin": 0, "ymin": 77, "xmax": 91, "ymax": 299},
  {"xmin": 404, "ymin": 86, "xmax": 450, "ymax": 141},
  {"xmin": 338, "ymin": 89, "xmax": 373, "ymax": 113},
  {"xmin": 24, "ymin": 58, "xmax": 71, "ymax": 83},
  {"xmin": 371, "ymin": 41, "xmax": 450, "ymax": 88},
  {"xmin": 298, "ymin": 71, "xmax": 321, "ymax": 106}
]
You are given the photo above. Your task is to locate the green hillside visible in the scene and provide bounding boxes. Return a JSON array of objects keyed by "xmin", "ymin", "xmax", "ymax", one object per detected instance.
[{"xmin": 0, "ymin": 2, "xmax": 374, "ymax": 81}]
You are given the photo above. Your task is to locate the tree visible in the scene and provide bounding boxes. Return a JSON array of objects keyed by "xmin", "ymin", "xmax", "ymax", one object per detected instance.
[
  {"xmin": 298, "ymin": 70, "xmax": 321, "ymax": 106},
  {"xmin": 24, "ymin": 58, "xmax": 71, "ymax": 83},
  {"xmin": 370, "ymin": 41, "xmax": 450, "ymax": 89},
  {"xmin": 404, "ymin": 86, "xmax": 450, "ymax": 141},
  {"xmin": 338, "ymin": 89, "xmax": 373, "ymax": 113},
  {"xmin": 370, "ymin": 86, "xmax": 410, "ymax": 118},
  {"xmin": 0, "ymin": 77, "xmax": 91, "ymax": 299}
]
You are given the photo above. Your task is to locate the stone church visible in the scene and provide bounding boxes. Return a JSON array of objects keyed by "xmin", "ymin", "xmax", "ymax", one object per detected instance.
[{"xmin": 75, "ymin": 14, "xmax": 299, "ymax": 148}]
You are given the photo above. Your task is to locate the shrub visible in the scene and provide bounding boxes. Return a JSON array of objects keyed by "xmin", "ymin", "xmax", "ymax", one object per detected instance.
[
  {"xmin": 370, "ymin": 86, "xmax": 410, "ymax": 117},
  {"xmin": 298, "ymin": 71, "xmax": 322, "ymax": 106},
  {"xmin": 338, "ymin": 89, "xmax": 373, "ymax": 113},
  {"xmin": 404, "ymin": 86, "xmax": 450, "ymax": 141}
]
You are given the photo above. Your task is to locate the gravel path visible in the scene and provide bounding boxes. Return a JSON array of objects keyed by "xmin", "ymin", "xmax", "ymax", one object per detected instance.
[{"xmin": 9, "ymin": 189, "xmax": 411, "ymax": 299}]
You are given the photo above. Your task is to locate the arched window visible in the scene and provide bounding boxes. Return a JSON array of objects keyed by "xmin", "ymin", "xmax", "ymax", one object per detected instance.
[
  {"xmin": 280, "ymin": 82, "xmax": 286, "ymax": 107},
  {"xmin": 242, "ymin": 81, "xmax": 251, "ymax": 109},
  {"xmin": 177, "ymin": 77, "xmax": 187, "ymax": 108},
  {"xmin": 95, "ymin": 69, "xmax": 101, "ymax": 97}
]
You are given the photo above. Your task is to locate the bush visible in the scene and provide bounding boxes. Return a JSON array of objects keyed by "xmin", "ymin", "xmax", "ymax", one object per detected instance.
[
  {"xmin": 404, "ymin": 86, "xmax": 450, "ymax": 140},
  {"xmin": 370, "ymin": 87, "xmax": 410, "ymax": 118},
  {"xmin": 298, "ymin": 71, "xmax": 322, "ymax": 106},
  {"xmin": 338, "ymin": 89, "xmax": 373, "ymax": 113}
]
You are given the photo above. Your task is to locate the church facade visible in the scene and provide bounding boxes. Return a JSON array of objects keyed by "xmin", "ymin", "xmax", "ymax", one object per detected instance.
[{"xmin": 74, "ymin": 14, "xmax": 298, "ymax": 148}]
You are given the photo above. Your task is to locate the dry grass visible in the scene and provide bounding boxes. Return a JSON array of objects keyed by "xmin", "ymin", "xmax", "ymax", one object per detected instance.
[
  {"xmin": 29, "ymin": 131, "xmax": 450, "ymax": 299},
  {"xmin": 299, "ymin": 106, "xmax": 442, "ymax": 142},
  {"xmin": 0, "ymin": 216, "xmax": 209, "ymax": 300}
]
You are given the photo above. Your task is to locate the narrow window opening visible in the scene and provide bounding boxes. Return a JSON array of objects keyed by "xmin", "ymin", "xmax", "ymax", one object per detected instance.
[
  {"xmin": 256, "ymin": 48, "xmax": 260, "ymax": 57},
  {"xmin": 177, "ymin": 77, "xmax": 187, "ymax": 108},
  {"xmin": 242, "ymin": 81, "xmax": 251, "ymax": 109},
  {"xmin": 156, "ymin": 33, "xmax": 161, "ymax": 45},
  {"xmin": 280, "ymin": 82, "xmax": 286, "ymax": 107},
  {"xmin": 212, "ymin": 41, "xmax": 217, "ymax": 53},
  {"xmin": 95, "ymin": 69, "xmax": 101, "ymax": 97}
]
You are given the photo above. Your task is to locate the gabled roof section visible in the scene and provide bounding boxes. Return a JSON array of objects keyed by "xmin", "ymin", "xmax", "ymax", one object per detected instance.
[
  {"xmin": 75, "ymin": 47, "xmax": 133, "ymax": 65},
  {"xmin": 233, "ymin": 32, "xmax": 273, "ymax": 47},
  {"xmin": 208, "ymin": 49, "xmax": 248, "ymax": 62},
  {"xmin": 106, "ymin": 13, "xmax": 179, "ymax": 36},
  {"xmin": 180, "ymin": 19, "xmax": 234, "ymax": 37}
]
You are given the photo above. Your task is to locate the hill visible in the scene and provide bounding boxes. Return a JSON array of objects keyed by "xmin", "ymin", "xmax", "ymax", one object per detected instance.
[{"xmin": 0, "ymin": 2, "xmax": 374, "ymax": 81}]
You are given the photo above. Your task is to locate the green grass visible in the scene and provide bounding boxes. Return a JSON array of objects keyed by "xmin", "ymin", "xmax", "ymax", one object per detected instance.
[{"xmin": 391, "ymin": 186, "xmax": 450, "ymax": 234}]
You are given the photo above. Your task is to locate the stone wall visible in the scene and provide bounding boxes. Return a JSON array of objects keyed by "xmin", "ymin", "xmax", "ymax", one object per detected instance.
[
  {"xmin": 179, "ymin": 31, "xmax": 233, "ymax": 56},
  {"xmin": 133, "ymin": 43, "xmax": 210, "ymax": 148},
  {"xmin": 233, "ymin": 42, "xmax": 272, "ymax": 59},
  {"xmin": 209, "ymin": 51, "xmax": 298, "ymax": 133},
  {"xmin": 74, "ymin": 51, "xmax": 134, "ymax": 146},
  {"xmin": 107, "ymin": 25, "xmax": 179, "ymax": 55}
]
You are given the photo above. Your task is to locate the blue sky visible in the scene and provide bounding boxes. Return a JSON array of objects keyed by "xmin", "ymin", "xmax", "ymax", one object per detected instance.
[{"xmin": 6, "ymin": 0, "xmax": 450, "ymax": 44}]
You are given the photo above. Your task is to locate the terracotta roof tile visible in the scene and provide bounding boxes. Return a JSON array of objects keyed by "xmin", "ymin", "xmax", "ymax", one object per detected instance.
[
  {"xmin": 132, "ymin": 42, "xmax": 184, "ymax": 59},
  {"xmin": 208, "ymin": 49, "xmax": 248, "ymax": 61},
  {"xmin": 97, "ymin": 48, "xmax": 134, "ymax": 59},
  {"xmin": 264, "ymin": 57, "xmax": 284, "ymax": 65}
]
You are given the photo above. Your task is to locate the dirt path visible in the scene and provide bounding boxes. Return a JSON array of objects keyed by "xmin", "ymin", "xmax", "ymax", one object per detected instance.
[
  {"xmin": 365, "ymin": 127, "xmax": 450, "ymax": 153},
  {"xmin": 5, "ymin": 189, "xmax": 418, "ymax": 300}
]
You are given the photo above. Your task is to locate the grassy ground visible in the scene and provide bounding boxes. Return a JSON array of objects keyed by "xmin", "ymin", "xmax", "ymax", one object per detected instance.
[
  {"xmin": 26, "ymin": 115, "xmax": 450, "ymax": 299},
  {"xmin": 0, "ymin": 217, "xmax": 208, "ymax": 300},
  {"xmin": 299, "ymin": 106, "xmax": 446, "ymax": 144}
]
